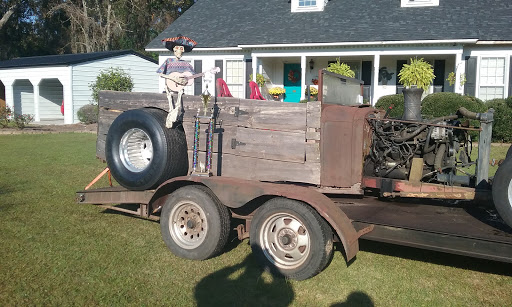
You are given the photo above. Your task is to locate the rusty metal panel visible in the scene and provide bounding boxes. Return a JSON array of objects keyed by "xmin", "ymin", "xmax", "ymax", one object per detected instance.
[{"xmin": 320, "ymin": 105, "xmax": 378, "ymax": 187}]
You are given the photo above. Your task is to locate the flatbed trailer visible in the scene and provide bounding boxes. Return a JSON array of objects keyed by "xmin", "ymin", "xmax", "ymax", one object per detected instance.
[
  {"xmin": 82, "ymin": 70, "xmax": 512, "ymax": 280},
  {"xmin": 77, "ymin": 183, "xmax": 512, "ymax": 264}
]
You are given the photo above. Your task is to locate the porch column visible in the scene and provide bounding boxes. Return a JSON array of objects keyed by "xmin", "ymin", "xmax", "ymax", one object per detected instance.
[
  {"xmin": 61, "ymin": 67, "xmax": 74, "ymax": 124},
  {"xmin": 454, "ymin": 51, "xmax": 465, "ymax": 95},
  {"xmin": 372, "ymin": 54, "xmax": 381, "ymax": 105},
  {"xmin": 301, "ymin": 55, "xmax": 306, "ymax": 100},
  {"xmin": 252, "ymin": 55, "xmax": 257, "ymax": 82},
  {"xmin": 2, "ymin": 78, "xmax": 15, "ymax": 110},
  {"xmin": 29, "ymin": 78, "xmax": 42, "ymax": 122}
]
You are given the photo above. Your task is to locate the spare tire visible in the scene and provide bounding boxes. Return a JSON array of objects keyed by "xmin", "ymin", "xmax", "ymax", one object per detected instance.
[
  {"xmin": 105, "ymin": 108, "xmax": 188, "ymax": 190},
  {"xmin": 492, "ymin": 157, "xmax": 512, "ymax": 228}
]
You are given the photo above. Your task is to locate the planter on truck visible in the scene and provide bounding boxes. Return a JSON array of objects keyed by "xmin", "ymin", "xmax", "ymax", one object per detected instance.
[{"xmin": 78, "ymin": 70, "xmax": 512, "ymax": 280}]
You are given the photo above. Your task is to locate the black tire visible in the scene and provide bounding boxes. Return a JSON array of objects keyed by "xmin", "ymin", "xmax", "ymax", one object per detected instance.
[
  {"xmin": 160, "ymin": 185, "xmax": 231, "ymax": 260},
  {"xmin": 493, "ymin": 158, "xmax": 512, "ymax": 228},
  {"xmin": 105, "ymin": 108, "xmax": 188, "ymax": 190},
  {"xmin": 249, "ymin": 197, "xmax": 334, "ymax": 280}
]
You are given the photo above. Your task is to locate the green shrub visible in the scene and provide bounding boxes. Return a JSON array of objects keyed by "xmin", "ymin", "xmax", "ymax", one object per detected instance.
[
  {"xmin": 89, "ymin": 67, "xmax": 134, "ymax": 103},
  {"xmin": 421, "ymin": 92, "xmax": 486, "ymax": 118},
  {"xmin": 0, "ymin": 106, "xmax": 12, "ymax": 128},
  {"xmin": 13, "ymin": 113, "xmax": 34, "ymax": 129},
  {"xmin": 375, "ymin": 94, "xmax": 404, "ymax": 118},
  {"xmin": 77, "ymin": 104, "xmax": 99, "ymax": 124},
  {"xmin": 486, "ymin": 98, "xmax": 512, "ymax": 142}
]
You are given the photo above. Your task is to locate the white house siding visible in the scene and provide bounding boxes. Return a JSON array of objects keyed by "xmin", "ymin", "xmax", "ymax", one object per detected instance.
[
  {"xmin": 13, "ymin": 79, "xmax": 34, "ymax": 115},
  {"xmin": 39, "ymin": 79, "xmax": 64, "ymax": 120},
  {"xmin": 72, "ymin": 54, "xmax": 159, "ymax": 123}
]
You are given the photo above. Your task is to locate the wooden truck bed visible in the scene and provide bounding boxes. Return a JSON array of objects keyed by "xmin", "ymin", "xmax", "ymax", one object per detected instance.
[{"xmin": 97, "ymin": 91, "xmax": 322, "ymax": 184}]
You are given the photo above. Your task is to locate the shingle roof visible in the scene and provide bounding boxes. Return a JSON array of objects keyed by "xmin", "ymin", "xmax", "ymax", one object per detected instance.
[
  {"xmin": 0, "ymin": 50, "xmax": 157, "ymax": 69},
  {"xmin": 146, "ymin": 0, "xmax": 512, "ymax": 50}
]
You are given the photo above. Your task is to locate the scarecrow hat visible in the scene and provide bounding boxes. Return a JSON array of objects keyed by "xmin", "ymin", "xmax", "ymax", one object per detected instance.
[{"xmin": 162, "ymin": 34, "xmax": 197, "ymax": 52}]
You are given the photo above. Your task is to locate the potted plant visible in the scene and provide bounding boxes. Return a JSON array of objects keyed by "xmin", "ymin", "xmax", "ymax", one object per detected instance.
[
  {"xmin": 249, "ymin": 73, "xmax": 266, "ymax": 88},
  {"xmin": 326, "ymin": 58, "xmax": 355, "ymax": 78},
  {"xmin": 269, "ymin": 87, "xmax": 286, "ymax": 101},
  {"xmin": 397, "ymin": 57, "xmax": 435, "ymax": 120},
  {"xmin": 305, "ymin": 86, "xmax": 318, "ymax": 100}
]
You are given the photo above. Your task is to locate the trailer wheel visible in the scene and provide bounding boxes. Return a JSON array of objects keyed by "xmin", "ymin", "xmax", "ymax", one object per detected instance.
[
  {"xmin": 160, "ymin": 185, "xmax": 230, "ymax": 260},
  {"xmin": 250, "ymin": 198, "xmax": 333, "ymax": 280},
  {"xmin": 493, "ymin": 158, "xmax": 512, "ymax": 228},
  {"xmin": 105, "ymin": 108, "xmax": 188, "ymax": 190}
]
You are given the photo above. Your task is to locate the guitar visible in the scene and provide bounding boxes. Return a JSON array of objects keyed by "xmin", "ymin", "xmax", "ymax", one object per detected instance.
[{"xmin": 163, "ymin": 67, "xmax": 220, "ymax": 92}]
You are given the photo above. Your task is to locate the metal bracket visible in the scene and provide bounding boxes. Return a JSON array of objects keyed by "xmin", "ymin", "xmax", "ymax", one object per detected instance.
[
  {"xmin": 234, "ymin": 107, "xmax": 248, "ymax": 118},
  {"xmin": 231, "ymin": 138, "xmax": 246, "ymax": 149},
  {"xmin": 356, "ymin": 224, "xmax": 375, "ymax": 238}
]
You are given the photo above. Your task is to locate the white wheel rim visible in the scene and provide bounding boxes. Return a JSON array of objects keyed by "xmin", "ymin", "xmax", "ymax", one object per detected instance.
[
  {"xmin": 259, "ymin": 213, "xmax": 311, "ymax": 269},
  {"xmin": 169, "ymin": 200, "xmax": 208, "ymax": 249},
  {"xmin": 119, "ymin": 128, "xmax": 153, "ymax": 172},
  {"xmin": 508, "ymin": 179, "xmax": 512, "ymax": 207}
]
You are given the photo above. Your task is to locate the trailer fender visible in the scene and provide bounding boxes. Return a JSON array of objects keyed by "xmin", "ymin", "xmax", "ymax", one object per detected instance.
[{"xmin": 153, "ymin": 176, "xmax": 360, "ymax": 261}]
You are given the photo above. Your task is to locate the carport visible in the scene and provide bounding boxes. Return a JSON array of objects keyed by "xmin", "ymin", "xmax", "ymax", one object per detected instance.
[{"xmin": 0, "ymin": 50, "xmax": 159, "ymax": 124}]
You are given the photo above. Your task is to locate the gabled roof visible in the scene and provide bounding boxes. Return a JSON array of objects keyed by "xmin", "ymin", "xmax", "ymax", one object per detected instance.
[
  {"xmin": 0, "ymin": 50, "xmax": 157, "ymax": 69},
  {"xmin": 146, "ymin": 0, "xmax": 512, "ymax": 50}
]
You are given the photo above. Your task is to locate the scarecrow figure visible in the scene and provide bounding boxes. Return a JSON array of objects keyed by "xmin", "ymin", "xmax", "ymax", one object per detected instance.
[{"xmin": 157, "ymin": 34, "xmax": 197, "ymax": 128}]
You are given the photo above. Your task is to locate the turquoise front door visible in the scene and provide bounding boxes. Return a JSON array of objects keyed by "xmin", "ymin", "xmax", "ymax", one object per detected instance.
[{"xmin": 283, "ymin": 63, "xmax": 301, "ymax": 103}]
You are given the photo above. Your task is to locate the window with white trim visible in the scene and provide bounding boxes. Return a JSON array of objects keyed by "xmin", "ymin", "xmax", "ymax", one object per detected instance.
[
  {"xmin": 479, "ymin": 57, "xmax": 506, "ymax": 101},
  {"xmin": 226, "ymin": 60, "xmax": 244, "ymax": 98},
  {"xmin": 401, "ymin": 0, "xmax": 439, "ymax": 8},
  {"xmin": 291, "ymin": 0, "xmax": 326, "ymax": 12}
]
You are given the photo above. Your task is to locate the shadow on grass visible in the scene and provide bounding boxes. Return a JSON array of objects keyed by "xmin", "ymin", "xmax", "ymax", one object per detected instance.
[
  {"xmin": 194, "ymin": 254, "xmax": 294, "ymax": 307},
  {"xmin": 358, "ymin": 240, "xmax": 512, "ymax": 276},
  {"xmin": 331, "ymin": 291, "xmax": 375, "ymax": 307}
]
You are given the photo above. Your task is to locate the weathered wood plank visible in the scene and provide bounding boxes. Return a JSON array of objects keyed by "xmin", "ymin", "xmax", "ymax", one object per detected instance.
[
  {"xmin": 97, "ymin": 138, "xmax": 106, "ymax": 162},
  {"xmin": 182, "ymin": 121, "xmax": 236, "ymax": 154},
  {"xmin": 237, "ymin": 99, "xmax": 307, "ymax": 132},
  {"xmin": 233, "ymin": 127, "xmax": 305, "ymax": 163},
  {"xmin": 221, "ymin": 153, "xmax": 320, "ymax": 185},
  {"xmin": 306, "ymin": 143, "xmax": 320, "ymax": 163},
  {"xmin": 307, "ymin": 101, "xmax": 321, "ymax": 129}
]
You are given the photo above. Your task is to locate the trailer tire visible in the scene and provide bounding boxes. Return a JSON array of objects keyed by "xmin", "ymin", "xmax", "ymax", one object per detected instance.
[
  {"xmin": 160, "ymin": 185, "xmax": 230, "ymax": 260},
  {"xmin": 493, "ymin": 158, "xmax": 512, "ymax": 228},
  {"xmin": 250, "ymin": 197, "xmax": 333, "ymax": 280},
  {"xmin": 105, "ymin": 108, "xmax": 188, "ymax": 190}
]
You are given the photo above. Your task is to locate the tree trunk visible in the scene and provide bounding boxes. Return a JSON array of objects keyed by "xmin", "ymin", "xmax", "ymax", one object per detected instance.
[{"xmin": 0, "ymin": 4, "xmax": 17, "ymax": 31}]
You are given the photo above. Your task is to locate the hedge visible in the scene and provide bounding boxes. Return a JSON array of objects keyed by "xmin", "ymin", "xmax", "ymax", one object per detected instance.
[
  {"xmin": 374, "ymin": 94, "xmax": 404, "ymax": 118},
  {"xmin": 375, "ymin": 92, "xmax": 512, "ymax": 142},
  {"xmin": 485, "ymin": 98, "xmax": 512, "ymax": 142}
]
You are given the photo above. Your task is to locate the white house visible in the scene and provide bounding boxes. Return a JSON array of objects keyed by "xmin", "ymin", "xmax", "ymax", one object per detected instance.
[
  {"xmin": 145, "ymin": 0, "xmax": 512, "ymax": 104},
  {"xmin": 0, "ymin": 50, "xmax": 159, "ymax": 124}
]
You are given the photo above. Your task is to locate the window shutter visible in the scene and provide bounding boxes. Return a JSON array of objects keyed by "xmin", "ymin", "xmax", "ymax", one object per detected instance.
[
  {"xmin": 194, "ymin": 60, "xmax": 202, "ymax": 95},
  {"xmin": 245, "ymin": 59, "xmax": 253, "ymax": 99},
  {"xmin": 509, "ymin": 56, "xmax": 512, "ymax": 97},
  {"xmin": 215, "ymin": 60, "xmax": 224, "ymax": 80},
  {"xmin": 464, "ymin": 56, "xmax": 477, "ymax": 96}
]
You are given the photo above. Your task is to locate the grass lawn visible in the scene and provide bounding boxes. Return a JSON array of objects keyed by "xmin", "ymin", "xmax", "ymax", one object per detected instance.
[{"xmin": 0, "ymin": 133, "xmax": 511, "ymax": 306}]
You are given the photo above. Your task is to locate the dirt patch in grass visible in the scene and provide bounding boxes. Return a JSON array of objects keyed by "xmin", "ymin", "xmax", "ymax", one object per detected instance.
[{"xmin": 0, "ymin": 123, "xmax": 97, "ymax": 135}]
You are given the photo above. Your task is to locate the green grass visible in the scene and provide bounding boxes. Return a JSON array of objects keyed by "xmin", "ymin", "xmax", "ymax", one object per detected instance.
[{"xmin": 0, "ymin": 134, "xmax": 511, "ymax": 306}]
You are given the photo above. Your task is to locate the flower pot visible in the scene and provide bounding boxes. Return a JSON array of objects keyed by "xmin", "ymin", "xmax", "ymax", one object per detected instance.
[
  {"xmin": 402, "ymin": 87, "xmax": 423, "ymax": 121},
  {"xmin": 273, "ymin": 95, "xmax": 282, "ymax": 101}
]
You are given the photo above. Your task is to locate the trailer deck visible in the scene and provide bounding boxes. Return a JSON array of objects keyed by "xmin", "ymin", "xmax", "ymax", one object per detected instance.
[{"xmin": 77, "ymin": 186, "xmax": 512, "ymax": 263}]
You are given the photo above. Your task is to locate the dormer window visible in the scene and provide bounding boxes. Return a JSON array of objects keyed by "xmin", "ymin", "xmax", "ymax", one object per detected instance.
[
  {"xmin": 291, "ymin": 0, "xmax": 327, "ymax": 12},
  {"xmin": 401, "ymin": 0, "xmax": 439, "ymax": 7}
]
